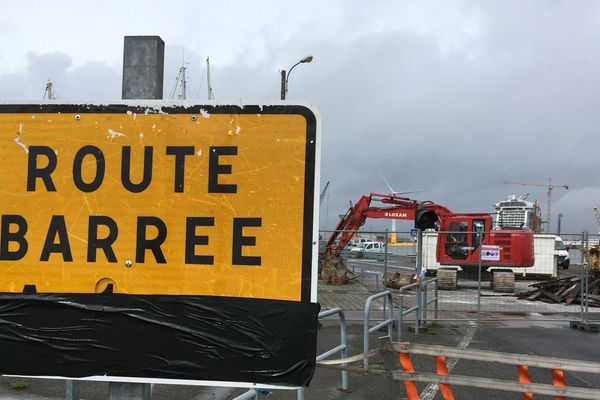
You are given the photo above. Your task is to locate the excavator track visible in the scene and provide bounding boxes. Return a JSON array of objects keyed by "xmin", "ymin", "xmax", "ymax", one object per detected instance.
[
  {"xmin": 437, "ymin": 269, "xmax": 458, "ymax": 290},
  {"xmin": 491, "ymin": 271, "xmax": 515, "ymax": 293}
]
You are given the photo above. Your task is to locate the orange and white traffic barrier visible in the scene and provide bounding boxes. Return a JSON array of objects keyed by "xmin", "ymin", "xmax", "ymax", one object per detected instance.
[{"xmin": 393, "ymin": 342, "xmax": 600, "ymax": 400}]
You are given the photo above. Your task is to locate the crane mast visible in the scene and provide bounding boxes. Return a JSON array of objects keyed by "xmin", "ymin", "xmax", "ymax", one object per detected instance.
[{"xmin": 319, "ymin": 181, "xmax": 330, "ymax": 203}]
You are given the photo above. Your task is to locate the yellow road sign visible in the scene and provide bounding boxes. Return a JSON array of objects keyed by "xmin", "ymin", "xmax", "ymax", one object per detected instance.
[{"xmin": 0, "ymin": 104, "xmax": 318, "ymax": 302}]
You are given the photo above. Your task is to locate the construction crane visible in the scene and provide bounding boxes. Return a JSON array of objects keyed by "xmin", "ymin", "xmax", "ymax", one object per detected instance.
[
  {"xmin": 594, "ymin": 207, "xmax": 600, "ymax": 234},
  {"xmin": 319, "ymin": 181, "xmax": 330, "ymax": 203},
  {"xmin": 319, "ymin": 181, "xmax": 330, "ymax": 231},
  {"xmin": 503, "ymin": 178, "xmax": 568, "ymax": 233}
]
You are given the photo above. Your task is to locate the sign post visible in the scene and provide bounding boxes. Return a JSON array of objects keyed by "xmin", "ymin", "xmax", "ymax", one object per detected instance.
[{"xmin": 0, "ymin": 102, "xmax": 320, "ymax": 387}]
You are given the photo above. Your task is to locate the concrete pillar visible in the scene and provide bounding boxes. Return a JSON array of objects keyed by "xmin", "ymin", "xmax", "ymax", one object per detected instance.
[
  {"xmin": 109, "ymin": 382, "xmax": 151, "ymax": 400},
  {"xmin": 122, "ymin": 36, "xmax": 165, "ymax": 99},
  {"xmin": 65, "ymin": 380, "xmax": 80, "ymax": 400}
]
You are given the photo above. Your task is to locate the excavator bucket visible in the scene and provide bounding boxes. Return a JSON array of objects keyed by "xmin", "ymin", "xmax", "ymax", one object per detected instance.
[{"xmin": 318, "ymin": 255, "xmax": 358, "ymax": 285}]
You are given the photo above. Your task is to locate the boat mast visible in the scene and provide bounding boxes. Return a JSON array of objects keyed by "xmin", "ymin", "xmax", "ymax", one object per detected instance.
[
  {"xmin": 44, "ymin": 80, "xmax": 56, "ymax": 100},
  {"xmin": 181, "ymin": 64, "xmax": 187, "ymax": 100},
  {"xmin": 171, "ymin": 50, "xmax": 188, "ymax": 100},
  {"xmin": 206, "ymin": 57, "xmax": 214, "ymax": 100}
]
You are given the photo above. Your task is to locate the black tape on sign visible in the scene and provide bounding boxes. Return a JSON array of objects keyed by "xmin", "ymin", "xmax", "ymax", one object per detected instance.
[{"xmin": 0, "ymin": 293, "xmax": 320, "ymax": 386}]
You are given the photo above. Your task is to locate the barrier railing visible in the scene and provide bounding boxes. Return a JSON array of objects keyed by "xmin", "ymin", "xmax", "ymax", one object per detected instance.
[
  {"xmin": 390, "ymin": 341, "xmax": 600, "ymax": 400},
  {"xmin": 397, "ymin": 278, "xmax": 438, "ymax": 341},
  {"xmin": 420, "ymin": 278, "xmax": 439, "ymax": 326},
  {"xmin": 317, "ymin": 308, "xmax": 348, "ymax": 391},
  {"xmin": 363, "ymin": 291, "xmax": 393, "ymax": 368},
  {"xmin": 358, "ymin": 267, "xmax": 381, "ymax": 292},
  {"xmin": 232, "ymin": 389, "xmax": 260, "ymax": 400},
  {"xmin": 317, "ymin": 340, "xmax": 600, "ymax": 399}
]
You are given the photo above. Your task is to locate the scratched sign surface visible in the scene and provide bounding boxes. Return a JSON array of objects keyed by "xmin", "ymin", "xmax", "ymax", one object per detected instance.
[{"xmin": 0, "ymin": 104, "xmax": 318, "ymax": 301}]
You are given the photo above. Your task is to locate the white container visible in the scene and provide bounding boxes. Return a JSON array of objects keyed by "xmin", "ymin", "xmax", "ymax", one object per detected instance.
[{"xmin": 421, "ymin": 231, "xmax": 557, "ymax": 278}]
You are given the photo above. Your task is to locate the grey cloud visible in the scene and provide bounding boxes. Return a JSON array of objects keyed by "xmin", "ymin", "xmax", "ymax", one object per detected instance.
[{"xmin": 0, "ymin": 51, "xmax": 120, "ymax": 100}]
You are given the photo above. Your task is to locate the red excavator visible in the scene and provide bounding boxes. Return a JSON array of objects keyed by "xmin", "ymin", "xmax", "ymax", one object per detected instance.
[{"xmin": 322, "ymin": 193, "xmax": 535, "ymax": 292}]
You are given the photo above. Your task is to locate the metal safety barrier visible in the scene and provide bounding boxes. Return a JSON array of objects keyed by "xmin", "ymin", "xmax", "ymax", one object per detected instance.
[
  {"xmin": 232, "ymin": 389, "xmax": 260, "ymax": 400},
  {"xmin": 358, "ymin": 267, "xmax": 381, "ymax": 292},
  {"xmin": 363, "ymin": 291, "xmax": 393, "ymax": 368},
  {"xmin": 419, "ymin": 277, "xmax": 439, "ymax": 327},
  {"xmin": 390, "ymin": 341, "xmax": 600, "ymax": 400},
  {"xmin": 233, "ymin": 387, "xmax": 303, "ymax": 400},
  {"xmin": 398, "ymin": 278, "xmax": 438, "ymax": 341},
  {"xmin": 317, "ymin": 308, "xmax": 348, "ymax": 391}
]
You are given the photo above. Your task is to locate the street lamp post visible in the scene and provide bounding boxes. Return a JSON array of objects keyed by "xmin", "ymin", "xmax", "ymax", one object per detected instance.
[
  {"xmin": 280, "ymin": 55, "xmax": 313, "ymax": 100},
  {"xmin": 557, "ymin": 213, "xmax": 563, "ymax": 235}
]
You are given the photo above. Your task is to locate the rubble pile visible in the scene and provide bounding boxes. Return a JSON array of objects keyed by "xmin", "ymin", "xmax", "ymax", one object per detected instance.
[{"xmin": 518, "ymin": 273, "xmax": 600, "ymax": 307}]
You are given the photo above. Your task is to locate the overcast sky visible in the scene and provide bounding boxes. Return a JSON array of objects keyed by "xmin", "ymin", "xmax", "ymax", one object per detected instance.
[{"xmin": 1, "ymin": 0, "xmax": 599, "ymax": 235}]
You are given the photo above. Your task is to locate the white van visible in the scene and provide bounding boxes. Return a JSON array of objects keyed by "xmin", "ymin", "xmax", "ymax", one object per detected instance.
[
  {"xmin": 555, "ymin": 236, "xmax": 570, "ymax": 269},
  {"xmin": 350, "ymin": 241, "xmax": 386, "ymax": 260}
]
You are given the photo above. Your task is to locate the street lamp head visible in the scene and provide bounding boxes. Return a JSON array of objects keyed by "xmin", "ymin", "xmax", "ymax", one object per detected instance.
[{"xmin": 281, "ymin": 55, "xmax": 314, "ymax": 100}]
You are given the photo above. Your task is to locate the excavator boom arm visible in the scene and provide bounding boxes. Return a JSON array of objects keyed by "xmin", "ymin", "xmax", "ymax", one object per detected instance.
[{"xmin": 324, "ymin": 193, "xmax": 453, "ymax": 256}]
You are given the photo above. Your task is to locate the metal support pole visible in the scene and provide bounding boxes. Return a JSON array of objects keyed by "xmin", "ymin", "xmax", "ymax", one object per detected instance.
[
  {"xmin": 297, "ymin": 386, "xmax": 305, "ymax": 400},
  {"xmin": 398, "ymin": 294, "xmax": 404, "ymax": 341},
  {"xmin": 586, "ymin": 256, "xmax": 590, "ymax": 323},
  {"xmin": 415, "ymin": 285, "xmax": 421, "ymax": 334},
  {"xmin": 280, "ymin": 70, "xmax": 286, "ymax": 100},
  {"xmin": 416, "ymin": 229, "xmax": 423, "ymax": 276},
  {"xmin": 581, "ymin": 231, "xmax": 587, "ymax": 323},
  {"xmin": 584, "ymin": 231, "xmax": 589, "ymax": 322},
  {"xmin": 434, "ymin": 279, "xmax": 439, "ymax": 320},
  {"xmin": 383, "ymin": 229, "xmax": 389, "ymax": 320},
  {"xmin": 422, "ymin": 281, "xmax": 428, "ymax": 326},
  {"xmin": 570, "ymin": 230, "xmax": 599, "ymax": 331},
  {"xmin": 477, "ymin": 241, "xmax": 482, "ymax": 328},
  {"xmin": 232, "ymin": 389, "xmax": 259, "ymax": 400},
  {"xmin": 109, "ymin": 383, "xmax": 151, "ymax": 400},
  {"xmin": 384, "ymin": 229, "xmax": 389, "ymax": 283},
  {"xmin": 65, "ymin": 380, "xmax": 80, "ymax": 400}
]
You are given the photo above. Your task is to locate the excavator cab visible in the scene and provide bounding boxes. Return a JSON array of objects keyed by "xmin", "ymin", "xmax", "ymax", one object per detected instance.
[
  {"xmin": 437, "ymin": 214, "xmax": 491, "ymax": 265},
  {"xmin": 435, "ymin": 214, "xmax": 534, "ymax": 292}
]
